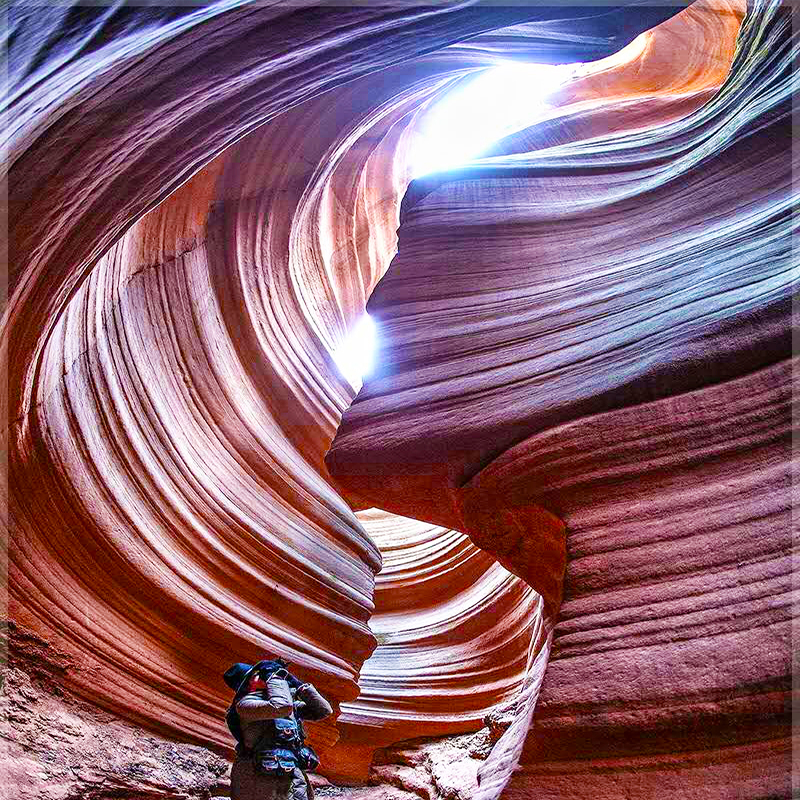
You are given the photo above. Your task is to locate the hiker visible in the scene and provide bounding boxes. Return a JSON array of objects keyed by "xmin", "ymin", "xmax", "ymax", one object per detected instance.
[{"xmin": 224, "ymin": 658, "xmax": 332, "ymax": 800}]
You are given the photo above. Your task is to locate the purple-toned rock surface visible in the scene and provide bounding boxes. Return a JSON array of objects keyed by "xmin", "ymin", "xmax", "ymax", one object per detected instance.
[{"xmin": 5, "ymin": 0, "xmax": 793, "ymax": 798}]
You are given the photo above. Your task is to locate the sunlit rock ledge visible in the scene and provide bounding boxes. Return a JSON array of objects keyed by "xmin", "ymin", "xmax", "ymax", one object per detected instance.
[{"xmin": 5, "ymin": 0, "xmax": 793, "ymax": 798}]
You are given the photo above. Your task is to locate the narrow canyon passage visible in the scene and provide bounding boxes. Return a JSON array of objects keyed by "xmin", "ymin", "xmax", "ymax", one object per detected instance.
[{"xmin": 5, "ymin": 1, "xmax": 795, "ymax": 799}]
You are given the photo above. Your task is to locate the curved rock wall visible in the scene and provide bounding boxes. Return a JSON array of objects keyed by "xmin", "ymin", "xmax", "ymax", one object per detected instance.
[
  {"xmin": 329, "ymin": 0, "xmax": 795, "ymax": 797},
  {"xmin": 330, "ymin": 509, "xmax": 540, "ymax": 782},
  {"xmin": 8, "ymin": 6, "xmax": 573, "ymax": 763},
  {"xmin": 6, "ymin": 1, "xmax": 793, "ymax": 798}
]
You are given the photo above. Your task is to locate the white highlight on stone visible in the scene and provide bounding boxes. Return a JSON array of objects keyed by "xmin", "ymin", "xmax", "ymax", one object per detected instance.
[
  {"xmin": 411, "ymin": 62, "xmax": 571, "ymax": 178},
  {"xmin": 334, "ymin": 313, "xmax": 378, "ymax": 388}
]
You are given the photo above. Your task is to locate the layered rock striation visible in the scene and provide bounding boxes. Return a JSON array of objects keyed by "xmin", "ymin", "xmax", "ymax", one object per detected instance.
[
  {"xmin": 5, "ymin": 1, "xmax": 794, "ymax": 798},
  {"xmin": 329, "ymin": 0, "xmax": 795, "ymax": 797},
  {"xmin": 330, "ymin": 509, "xmax": 540, "ymax": 782}
]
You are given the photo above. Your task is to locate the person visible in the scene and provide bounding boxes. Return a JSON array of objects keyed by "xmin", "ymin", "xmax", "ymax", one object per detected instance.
[{"xmin": 224, "ymin": 658, "xmax": 332, "ymax": 800}]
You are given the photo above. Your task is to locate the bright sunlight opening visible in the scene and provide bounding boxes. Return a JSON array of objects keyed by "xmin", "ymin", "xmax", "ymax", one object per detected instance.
[
  {"xmin": 333, "ymin": 313, "xmax": 377, "ymax": 389},
  {"xmin": 411, "ymin": 62, "xmax": 572, "ymax": 178},
  {"xmin": 333, "ymin": 64, "xmax": 570, "ymax": 388}
]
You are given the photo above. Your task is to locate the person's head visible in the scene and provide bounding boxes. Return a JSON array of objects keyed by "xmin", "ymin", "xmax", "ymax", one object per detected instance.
[{"xmin": 223, "ymin": 662, "xmax": 252, "ymax": 692}]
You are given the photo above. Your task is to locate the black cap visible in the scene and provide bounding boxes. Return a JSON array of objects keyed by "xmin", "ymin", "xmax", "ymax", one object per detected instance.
[{"xmin": 223, "ymin": 662, "xmax": 253, "ymax": 691}]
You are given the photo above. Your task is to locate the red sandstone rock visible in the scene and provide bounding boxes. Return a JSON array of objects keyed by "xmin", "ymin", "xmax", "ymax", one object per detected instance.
[
  {"xmin": 329, "ymin": 509, "xmax": 539, "ymax": 782},
  {"xmin": 5, "ymin": 623, "xmax": 229, "ymax": 800},
  {"xmin": 5, "ymin": 1, "xmax": 793, "ymax": 799},
  {"xmin": 329, "ymin": 1, "xmax": 793, "ymax": 797}
]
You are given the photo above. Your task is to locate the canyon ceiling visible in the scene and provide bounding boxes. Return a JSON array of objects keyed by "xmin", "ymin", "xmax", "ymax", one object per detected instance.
[{"xmin": 5, "ymin": 1, "xmax": 795, "ymax": 798}]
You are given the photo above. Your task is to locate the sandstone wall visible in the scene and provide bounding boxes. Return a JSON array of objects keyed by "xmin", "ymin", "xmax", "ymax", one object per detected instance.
[
  {"xmin": 329, "ymin": 1, "xmax": 795, "ymax": 797},
  {"xmin": 5, "ymin": 1, "xmax": 793, "ymax": 798}
]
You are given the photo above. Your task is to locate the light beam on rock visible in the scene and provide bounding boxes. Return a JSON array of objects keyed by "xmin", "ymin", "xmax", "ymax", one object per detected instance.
[
  {"xmin": 333, "ymin": 313, "xmax": 378, "ymax": 389},
  {"xmin": 411, "ymin": 62, "xmax": 571, "ymax": 178}
]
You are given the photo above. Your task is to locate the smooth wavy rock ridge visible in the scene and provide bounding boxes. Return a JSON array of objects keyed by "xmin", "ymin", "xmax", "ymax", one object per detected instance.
[{"xmin": 5, "ymin": 1, "xmax": 795, "ymax": 798}]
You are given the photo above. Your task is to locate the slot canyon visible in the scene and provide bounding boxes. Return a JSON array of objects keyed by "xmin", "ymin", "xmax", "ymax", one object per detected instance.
[{"xmin": 4, "ymin": 1, "xmax": 795, "ymax": 798}]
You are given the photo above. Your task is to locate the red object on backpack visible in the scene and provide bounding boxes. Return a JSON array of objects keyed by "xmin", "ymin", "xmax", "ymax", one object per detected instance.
[{"xmin": 248, "ymin": 674, "xmax": 267, "ymax": 692}]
